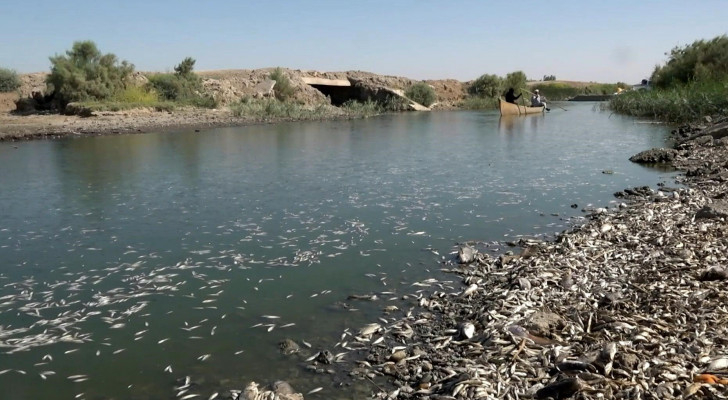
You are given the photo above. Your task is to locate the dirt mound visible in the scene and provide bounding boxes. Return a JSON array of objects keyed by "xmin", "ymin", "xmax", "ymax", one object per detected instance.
[{"xmin": 3, "ymin": 69, "xmax": 469, "ymax": 113}]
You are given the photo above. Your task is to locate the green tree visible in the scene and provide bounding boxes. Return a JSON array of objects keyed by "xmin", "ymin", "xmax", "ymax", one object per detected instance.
[
  {"xmin": 174, "ymin": 57, "xmax": 196, "ymax": 76},
  {"xmin": 0, "ymin": 67, "xmax": 21, "ymax": 92},
  {"xmin": 651, "ymin": 35, "xmax": 728, "ymax": 88},
  {"xmin": 504, "ymin": 71, "xmax": 528, "ymax": 93},
  {"xmin": 270, "ymin": 67, "xmax": 294, "ymax": 101},
  {"xmin": 405, "ymin": 82, "xmax": 437, "ymax": 107},
  {"xmin": 468, "ymin": 74, "xmax": 503, "ymax": 98},
  {"xmin": 46, "ymin": 41, "xmax": 134, "ymax": 106}
]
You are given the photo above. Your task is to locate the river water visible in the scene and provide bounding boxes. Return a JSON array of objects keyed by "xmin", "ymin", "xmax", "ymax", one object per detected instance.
[{"xmin": 0, "ymin": 103, "xmax": 673, "ymax": 399}]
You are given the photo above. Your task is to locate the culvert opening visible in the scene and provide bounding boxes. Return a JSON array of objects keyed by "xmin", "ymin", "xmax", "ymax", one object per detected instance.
[
  {"xmin": 302, "ymin": 77, "xmax": 361, "ymax": 106},
  {"xmin": 309, "ymin": 84, "xmax": 361, "ymax": 106}
]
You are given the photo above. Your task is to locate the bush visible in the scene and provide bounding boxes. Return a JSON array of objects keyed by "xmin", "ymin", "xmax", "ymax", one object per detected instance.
[
  {"xmin": 468, "ymin": 74, "xmax": 503, "ymax": 98},
  {"xmin": 146, "ymin": 57, "xmax": 217, "ymax": 108},
  {"xmin": 0, "ymin": 67, "xmax": 21, "ymax": 92},
  {"xmin": 113, "ymin": 86, "xmax": 158, "ymax": 104},
  {"xmin": 651, "ymin": 35, "xmax": 728, "ymax": 88},
  {"xmin": 270, "ymin": 67, "xmax": 295, "ymax": 101},
  {"xmin": 47, "ymin": 41, "xmax": 134, "ymax": 106},
  {"xmin": 503, "ymin": 71, "xmax": 527, "ymax": 94},
  {"xmin": 405, "ymin": 82, "xmax": 436, "ymax": 106}
]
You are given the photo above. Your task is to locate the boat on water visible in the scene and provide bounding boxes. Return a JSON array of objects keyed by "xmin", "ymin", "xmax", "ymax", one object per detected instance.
[{"xmin": 498, "ymin": 98, "xmax": 545, "ymax": 116}]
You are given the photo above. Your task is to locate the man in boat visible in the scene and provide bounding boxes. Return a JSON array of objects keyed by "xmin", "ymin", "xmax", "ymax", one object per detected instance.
[
  {"xmin": 531, "ymin": 89, "xmax": 550, "ymax": 111},
  {"xmin": 504, "ymin": 88, "xmax": 521, "ymax": 104}
]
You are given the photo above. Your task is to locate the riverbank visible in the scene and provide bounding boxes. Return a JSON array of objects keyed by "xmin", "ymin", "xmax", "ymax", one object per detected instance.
[
  {"xmin": 281, "ymin": 118, "xmax": 728, "ymax": 399},
  {"xmin": 0, "ymin": 105, "xmax": 368, "ymax": 141}
]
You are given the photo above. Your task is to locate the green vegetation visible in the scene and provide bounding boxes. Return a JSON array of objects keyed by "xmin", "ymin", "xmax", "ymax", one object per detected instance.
[
  {"xmin": 405, "ymin": 82, "xmax": 437, "ymax": 107},
  {"xmin": 47, "ymin": 41, "xmax": 134, "ymax": 107},
  {"xmin": 504, "ymin": 71, "xmax": 527, "ymax": 94},
  {"xmin": 460, "ymin": 97, "xmax": 498, "ymax": 110},
  {"xmin": 610, "ymin": 34, "xmax": 728, "ymax": 122},
  {"xmin": 543, "ymin": 75, "xmax": 557, "ymax": 81},
  {"xmin": 229, "ymin": 97, "xmax": 384, "ymax": 120},
  {"xmin": 270, "ymin": 68, "xmax": 295, "ymax": 101},
  {"xmin": 341, "ymin": 99, "xmax": 382, "ymax": 117},
  {"xmin": 468, "ymin": 74, "xmax": 502, "ymax": 99},
  {"xmin": 146, "ymin": 57, "xmax": 217, "ymax": 108},
  {"xmin": 230, "ymin": 97, "xmax": 331, "ymax": 119},
  {"xmin": 610, "ymin": 79, "xmax": 728, "ymax": 123},
  {"xmin": 651, "ymin": 35, "xmax": 728, "ymax": 88},
  {"xmin": 530, "ymin": 82, "xmax": 626, "ymax": 100},
  {"xmin": 0, "ymin": 67, "xmax": 21, "ymax": 92}
]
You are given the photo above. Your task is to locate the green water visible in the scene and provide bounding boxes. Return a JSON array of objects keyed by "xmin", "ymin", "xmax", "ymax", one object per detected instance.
[{"xmin": 0, "ymin": 104, "xmax": 674, "ymax": 399}]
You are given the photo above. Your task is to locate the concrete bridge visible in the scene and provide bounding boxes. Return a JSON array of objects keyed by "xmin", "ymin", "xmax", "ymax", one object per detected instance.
[{"xmin": 301, "ymin": 77, "xmax": 429, "ymax": 111}]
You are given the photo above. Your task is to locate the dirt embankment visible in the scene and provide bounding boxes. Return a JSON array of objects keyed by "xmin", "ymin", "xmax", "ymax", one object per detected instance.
[{"xmin": 0, "ymin": 69, "xmax": 469, "ymax": 141}]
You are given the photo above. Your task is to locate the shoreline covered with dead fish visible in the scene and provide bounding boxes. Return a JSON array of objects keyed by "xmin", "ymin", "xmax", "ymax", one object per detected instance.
[
  {"xmin": 230, "ymin": 118, "xmax": 728, "ymax": 399},
  {"xmin": 288, "ymin": 117, "xmax": 728, "ymax": 399}
]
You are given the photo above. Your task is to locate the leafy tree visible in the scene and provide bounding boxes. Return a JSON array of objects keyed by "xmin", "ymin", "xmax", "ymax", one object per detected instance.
[
  {"xmin": 46, "ymin": 41, "xmax": 134, "ymax": 106},
  {"xmin": 543, "ymin": 75, "xmax": 557, "ymax": 81},
  {"xmin": 270, "ymin": 67, "xmax": 294, "ymax": 101},
  {"xmin": 504, "ymin": 71, "xmax": 527, "ymax": 93},
  {"xmin": 405, "ymin": 82, "xmax": 436, "ymax": 107},
  {"xmin": 651, "ymin": 35, "xmax": 728, "ymax": 88},
  {"xmin": 0, "ymin": 67, "xmax": 21, "ymax": 92},
  {"xmin": 468, "ymin": 74, "xmax": 503, "ymax": 98}
]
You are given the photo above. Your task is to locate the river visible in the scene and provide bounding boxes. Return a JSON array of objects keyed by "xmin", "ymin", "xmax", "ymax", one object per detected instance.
[{"xmin": 0, "ymin": 103, "xmax": 673, "ymax": 399}]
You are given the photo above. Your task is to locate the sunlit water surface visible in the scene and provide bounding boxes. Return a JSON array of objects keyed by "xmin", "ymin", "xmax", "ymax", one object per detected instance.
[{"xmin": 0, "ymin": 103, "xmax": 674, "ymax": 399}]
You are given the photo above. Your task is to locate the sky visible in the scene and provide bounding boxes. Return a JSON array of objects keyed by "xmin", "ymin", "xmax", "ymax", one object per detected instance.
[{"xmin": 1, "ymin": 0, "xmax": 727, "ymax": 84}]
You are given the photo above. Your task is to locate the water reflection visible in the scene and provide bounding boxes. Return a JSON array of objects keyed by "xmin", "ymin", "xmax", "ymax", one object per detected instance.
[{"xmin": 498, "ymin": 114, "xmax": 545, "ymax": 134}]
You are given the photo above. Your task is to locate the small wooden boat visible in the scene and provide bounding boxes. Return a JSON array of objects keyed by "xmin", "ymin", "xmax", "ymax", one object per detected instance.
[{"xmin": 498, "ymin": 98, "xmax": 544, "ymax": 116}]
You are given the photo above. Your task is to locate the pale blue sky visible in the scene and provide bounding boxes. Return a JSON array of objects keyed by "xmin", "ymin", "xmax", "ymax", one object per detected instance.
[{"xmin": 1, "ymin": 0, "xmax": 726, "ymax": 84}]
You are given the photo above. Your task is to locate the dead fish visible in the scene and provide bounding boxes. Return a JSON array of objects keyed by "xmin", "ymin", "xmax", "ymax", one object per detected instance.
[{"xmin": 307, "ymin": 387, "xmax": 323, "ymax": 394}]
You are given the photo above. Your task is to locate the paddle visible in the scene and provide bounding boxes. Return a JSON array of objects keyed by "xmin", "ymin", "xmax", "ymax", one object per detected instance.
[{"xmin": 521, "ymin": 88, "xmax": 567, "ymax": 111}]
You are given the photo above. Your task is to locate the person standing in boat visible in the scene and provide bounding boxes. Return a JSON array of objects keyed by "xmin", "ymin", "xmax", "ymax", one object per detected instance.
[
  {"xmin": 531, "ymin": 89, "xmax": 550, "ymax": 111},
  {"xmin": 504, "ymin": 88, "xmax": 521, "ymax": 104}
]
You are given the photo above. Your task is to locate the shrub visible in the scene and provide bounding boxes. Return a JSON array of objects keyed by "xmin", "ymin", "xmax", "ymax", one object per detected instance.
[
  {"xmin": 405, "ymin": 82, "xmax": 436, "ymax": 107},
  {"xmin": 468, "ymin": 74, "xmax": 503, "ymax": 98},
  {"xmin": 0, "ymin": 67, "xmax": 21, "ymax": 92},
  {"xmin": 342, "ymin": 99, "xmax": 382, "ymax": 117},
  {"xmin": 651, "ymin": 35, "xmax": 728, "ymax": 88},
  {"xmin": 270, "ymin": 67, "xmax": 295, "ymax": 101},
  {"xmin": 47, "ymin": 41, "xmax": 134, "ymax": 106},
  {"xmin": 543, "ymin": 75, "xmax": 557, "ymax": 81},
  {"xmin": 146, "ymin": 57, "xmax": 217, "ymax": 108}
]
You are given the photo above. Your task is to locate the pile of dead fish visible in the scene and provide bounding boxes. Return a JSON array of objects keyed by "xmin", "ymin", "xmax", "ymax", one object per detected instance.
[{"xmin": 328, "ymin": 120, "xmax": 728, "ymax": 399}]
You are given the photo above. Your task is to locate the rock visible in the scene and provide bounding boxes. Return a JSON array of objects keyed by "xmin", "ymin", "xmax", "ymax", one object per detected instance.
[
  {"xmin": 390, "ymin": 350, "xmax": 407, "ymax": 362},
  {"xmin": 535, "ymin": 378, "xmax": 582, "ymax": 399},
  {"xmin": 241, "ymin": 381, "xmax": 303, "ymax": 400},
  {"xmin": 64, "ymin": 102, "xmax": 94, "ymax": 117},
  {"xmin": 695, "ymin": 200, "xmax": 728, "ymax": 219},
  {"xmin": 699, "ymin": 266, "xmax": 728, "ymax": 281},
  {"xmin": 527, "ymin": 311, "xmax": 564, "ymax": 337},
  {"xmin": 457, "ymin": 246, "xmax": 477, "ymax": 264},
  {"xmin": 278, "ymin": 338, "xmax": 300, "ymax": 355},
  {"xmin": 629, "ymin": 148, "xmax": 678, "ymax": 163},
  {"xmin": 315, "ymin": 350, "xmax": 334, "ymax": 364}
]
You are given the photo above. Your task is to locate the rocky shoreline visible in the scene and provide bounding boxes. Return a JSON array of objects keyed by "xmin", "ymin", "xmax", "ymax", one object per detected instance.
[{"xmin": 246, "ymin": 118, "xmax": 728, "ymax": 399}]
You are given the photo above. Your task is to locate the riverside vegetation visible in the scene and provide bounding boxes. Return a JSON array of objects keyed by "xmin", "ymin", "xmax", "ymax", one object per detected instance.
[
  {"xmin": 3, "ymin": 39, "xmax": 629, "ymax": 126},
  {"xmin": 611, "ymin": 34, "xmax": 728, "ymax": 123}
]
